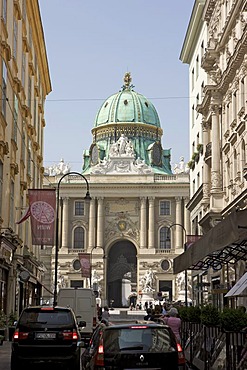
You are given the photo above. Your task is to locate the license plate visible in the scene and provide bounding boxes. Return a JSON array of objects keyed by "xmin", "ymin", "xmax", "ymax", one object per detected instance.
[{"xmin": 36, "ymin": 332, "xmax": 56, "ymax": 339}]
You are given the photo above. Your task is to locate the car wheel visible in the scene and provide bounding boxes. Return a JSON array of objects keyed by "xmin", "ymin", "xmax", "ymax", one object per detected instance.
[
  {"xmin": 69, "ymin": 358, "xmax": 80, "ymax": 370},
  {"xmin": 10, "ymin": 355, "xmax": 19, "ymax": 370}
]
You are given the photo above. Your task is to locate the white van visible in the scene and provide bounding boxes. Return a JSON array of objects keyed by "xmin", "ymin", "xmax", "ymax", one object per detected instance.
[{"xmin": 57, "ymin": 288, "xmax": 98, "ymax": 344}]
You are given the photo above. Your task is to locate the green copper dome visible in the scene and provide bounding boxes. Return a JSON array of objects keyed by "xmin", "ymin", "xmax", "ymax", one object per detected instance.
[
  {"xmin": 82, "ymin": 73, "xmax": 172, "ymax": 176},
  {"xmin": 94, "ymin": 73, "xmax": 160, "ymax": 128}
]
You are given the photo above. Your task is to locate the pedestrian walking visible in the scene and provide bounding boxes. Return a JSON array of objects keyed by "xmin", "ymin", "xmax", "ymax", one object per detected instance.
[
  {"xmin": 163, "ymin": 307, "xmax": 181, "ymax": 343},
  {"xmin": 144, "ymin": 308, "xmax": 153, "ymax": 321},
  {"xmin": 101, "ymin": 306, "xmax": 110, "ymax": 323}
]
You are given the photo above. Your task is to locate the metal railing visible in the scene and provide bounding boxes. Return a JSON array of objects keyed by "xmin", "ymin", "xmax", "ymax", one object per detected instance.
[{"xmin": 181, "ymin": 321, "xmax": 246, "ymax": 369}]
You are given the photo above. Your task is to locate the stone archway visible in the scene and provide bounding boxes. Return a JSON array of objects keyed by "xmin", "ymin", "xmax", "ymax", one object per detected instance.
[{"xmin": 107, "ymin": 240, "xmax": 137, "ymax": 308}]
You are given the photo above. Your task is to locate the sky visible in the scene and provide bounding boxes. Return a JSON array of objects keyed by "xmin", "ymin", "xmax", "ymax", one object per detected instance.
[{"xmin": 39, "ymin": 1, "xmax": 195, "ymax": 173}]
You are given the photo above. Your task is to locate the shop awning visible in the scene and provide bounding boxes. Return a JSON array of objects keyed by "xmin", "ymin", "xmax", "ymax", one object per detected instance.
[
  {"xmin": 225, "ymin": 272, "xmax": 247, "ymax": 297},
  {"xmin": 173, "ymin": 209, "xmax": 247, "ymax": 274}
]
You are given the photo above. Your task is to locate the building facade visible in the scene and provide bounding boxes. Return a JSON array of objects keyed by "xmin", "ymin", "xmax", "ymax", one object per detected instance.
[
  {"xmin": 44, "ymin": 74, "xmax": 190, "ymax": 307},
  {"xmin": 0, "ymin": 0, "xmax": 51, "ymax": 316},
  {"xmin": 175, "ymin": 0, "xmax": 247, "ymax": 308}
]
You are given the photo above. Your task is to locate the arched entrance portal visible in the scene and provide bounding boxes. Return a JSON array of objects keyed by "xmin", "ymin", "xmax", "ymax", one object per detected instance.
[{"xmin": 107, "ymin": 241, "xmax": 137, "ymax": 308}]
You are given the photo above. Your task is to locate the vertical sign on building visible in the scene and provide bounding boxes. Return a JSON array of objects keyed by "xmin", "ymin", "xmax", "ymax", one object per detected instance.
[
  {"xmin": 78, "ymin": 253, "xmax": 91, "ymax": 278},
  {"xmin": 29, "ymin": 189, "xmax": 56, "ymax": 245}
]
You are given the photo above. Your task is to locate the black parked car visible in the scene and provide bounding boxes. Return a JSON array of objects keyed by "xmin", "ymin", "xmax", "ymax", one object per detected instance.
[
  {"xmin": 81, "ymin": 321, "xmax": 180, "ymax": 369},
  {"xmin": 11, "ymin": 305, "xmax": 86, "ymax": 370}
]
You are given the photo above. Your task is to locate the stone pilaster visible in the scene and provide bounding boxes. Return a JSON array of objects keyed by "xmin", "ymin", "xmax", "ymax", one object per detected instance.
[
  {"xmin": 148, "ymin": 197, "xmax": 155, "ymax": 248},
  {"xmin": 175, "ymin": 197, "xmax": 182, "ymax": 247},
  {"xmin": 140, "ymin": 197, "xmax": 147, "ymax": 248},
  {"xmin": 97, "ymin": 197, "xmax": 104, "ymax": 248},
  {"xmin": 62, "ymin": 197, "xmax": 69, "ymax": 247},
  {"xmin": 89, "ymin": 197, "xmax": 96, "ymax": 249}
]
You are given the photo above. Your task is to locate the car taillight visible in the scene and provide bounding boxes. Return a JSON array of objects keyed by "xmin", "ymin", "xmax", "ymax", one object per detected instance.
[
  {"xmin": 177, "ymin": 342, "xmax": 186, "ymax": 364},
  {"xmin": 95, "ymin": 339, "xmax": 104, "ymax": 367},
  {"xmin": 62, "ymin": 330, "xmax": 78, "ymax": 340},
  {"xmin": 177, "ymin": 343, "xmax": 183, "ymax": 352},
  {"xmin": 13, "ymin": 329, "xmax": 29, "ymax": 341}
]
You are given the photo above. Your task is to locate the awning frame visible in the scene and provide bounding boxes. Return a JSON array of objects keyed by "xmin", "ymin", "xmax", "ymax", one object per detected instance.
[{"xmin": 173, "ymin": 209, "xmax": 247, "ymax": 274}]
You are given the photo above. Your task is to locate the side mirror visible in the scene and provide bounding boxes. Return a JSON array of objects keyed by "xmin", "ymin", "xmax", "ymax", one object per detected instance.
[
  {"xmin": 77, "ymin": 340, "xmax": 85, "ymax": 348},
  {"xmin": 78, "ymin": 320, "xmax": 86, "ymax": 327}
]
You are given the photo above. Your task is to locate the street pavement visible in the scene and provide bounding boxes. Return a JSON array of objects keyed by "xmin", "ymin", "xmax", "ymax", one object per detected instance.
[{"xmin": 0, "ymin": 340, "xmax": 11, "ymax": 370}]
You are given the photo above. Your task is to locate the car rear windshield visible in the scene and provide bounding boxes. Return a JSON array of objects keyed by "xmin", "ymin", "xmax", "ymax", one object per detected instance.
[
  {"xmin": 104, "ymin": 327, "xmax": 175, "ymax": 353},
  {"xmin": 18, "ymin": 308, "xmax": 74, "ymax": 328}
]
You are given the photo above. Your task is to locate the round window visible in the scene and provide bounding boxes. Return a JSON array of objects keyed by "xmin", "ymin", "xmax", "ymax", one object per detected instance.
[
  {"xmin": 161, "ymin": 259, "xmax": 170, "ymax": 271},
  {"xmin": 73, "ymin": 259, "xmax": 81, "ymax": 271}
]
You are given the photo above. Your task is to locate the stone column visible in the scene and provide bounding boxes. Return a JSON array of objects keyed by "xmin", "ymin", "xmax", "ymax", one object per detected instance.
[
  {"xmin": 97, "ymin": 197, "xmax": 104, "ymax": 248},
  {"xmin": 62, "ymin": 197, "xmax": 69, "ymax": 247},
  {"xmin": 175, "ymin": 197, "xmax": 182, "ymax": 247},
  {"xmin": 202, "ymin": 119, "xmax": 210, "ymax": 204},
  {"xmin": 89, "ymin": 197, "xmax": 96, "ymax": 249},
  {"xmin": 148, "ymin": 197, "xmax": 155, "ymax": 248},
  {"xmin": 210, "ymin": 103, "xmax": 221, "ymax": 192},
  {"xmin": 140, "ymin": 197, "xmax": 147, "ymax": 248}
]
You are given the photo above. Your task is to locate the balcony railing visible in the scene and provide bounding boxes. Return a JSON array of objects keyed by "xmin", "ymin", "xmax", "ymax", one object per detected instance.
[{"xmin": 155, "ymin": 248, "xmax": 175, "ymax": 254}]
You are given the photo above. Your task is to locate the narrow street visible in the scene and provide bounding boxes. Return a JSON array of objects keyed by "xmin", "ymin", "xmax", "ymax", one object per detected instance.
[{"xmin": 0, "ymin": 341, "xmax": 11, "ymax": 370}]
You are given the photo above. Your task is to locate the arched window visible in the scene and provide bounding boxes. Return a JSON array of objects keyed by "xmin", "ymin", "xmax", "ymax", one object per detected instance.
[
  {"xmin": 73, "ymin": 227, "xmax": 84, "ymax": 249},
  {"xmin": 160, "ymin": 227, "xmax": 171, "ymax": 249}
]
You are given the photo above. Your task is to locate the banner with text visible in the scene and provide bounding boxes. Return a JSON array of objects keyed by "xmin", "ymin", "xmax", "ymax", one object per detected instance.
[
  {"xmin": 78, "ymin": 253, "xmax": 91, "ymax": 278},
  {"xmin": 29, "ymin": 189, "xmax": 56, "ymax": 245}
]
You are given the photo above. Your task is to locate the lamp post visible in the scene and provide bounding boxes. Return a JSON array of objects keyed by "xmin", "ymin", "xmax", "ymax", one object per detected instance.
[
  {"xmin": 53, "ymin": 172, "xmax": 91, "ymax": 306},
  {"xmin": 168, "ymin": 223, "xmax": 188, "ymax": 307}
]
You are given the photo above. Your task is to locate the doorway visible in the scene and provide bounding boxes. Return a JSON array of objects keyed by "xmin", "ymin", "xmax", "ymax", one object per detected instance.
[{"xmin": 107, "ymin": 240, "xmax": 137, "ymax": 307}]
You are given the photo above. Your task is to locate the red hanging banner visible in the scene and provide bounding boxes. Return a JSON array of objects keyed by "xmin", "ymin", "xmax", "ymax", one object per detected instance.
[
  {"xmin": 78, "ymin": 253, "xmax": 91, "ymax": 278},
  {"xmin": 28, "ymin": 189, "xmax": 56, "ymax": 245}
]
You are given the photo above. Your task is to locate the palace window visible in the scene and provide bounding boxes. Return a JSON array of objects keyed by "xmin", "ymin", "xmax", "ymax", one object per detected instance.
[
  {"xmin": 75, "ymin": 201, "xmax": 84, "ymax": 216},
  {"xmin": 73, "ymin": 227, "xmax": 84, "ymax": 249},
  {"xmin": 160, "ymin": 227, "xmax": 171, "ymax": 249},
  {"xmin": 160, "ymin": 200, "xmax": 170, "ymax": 216}
]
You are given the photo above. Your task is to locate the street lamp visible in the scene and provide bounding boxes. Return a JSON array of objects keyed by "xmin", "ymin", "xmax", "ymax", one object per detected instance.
[
  {"xmin": 53, "ymin": 172, "xmax": 91, "ymax": 306},
  {"xmin": 168, "ymin": 223, "xmax": 188, "ymax": 307}
]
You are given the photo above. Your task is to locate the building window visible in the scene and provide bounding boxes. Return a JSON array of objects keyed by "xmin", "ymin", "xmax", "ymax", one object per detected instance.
[
  {"xmin": 28, "ymin": 76, "xmax": 32, "ymax": 110},
  {"xmin": 73, "ymin": 227, "xmax": 84, "ymax": 249},
  {"xmin": 201, "ymin": 81, "xmax": 204, "ymax": 98},
  {"xmin": 10, "ymin": 181, "xmax": 14, "ymax": 227},
  {"xmin": 191, "ymin": 68, "xmax": 194, "ymax": 90},
  {"xmin": 75, "ymin": 201, "xmax": 84, "ymax": 216},
  {"xmin": 201, "ymin": 40, "xmax": 204, "ymax": 59},
  {"xmin": 241, "ymin": 78, "xmax": 245, "ymax": 109},
  {"xmin": 13, "ymin": 94, "xmax": 18, "ymax": 142},
  {"xmin": 22, "ymin": 132, "xmax": 26, "ymax": 163},
  {"xmin": 72, "ymin": 259, "xmax": 81, "ymax": 271},
  {"xmin": 196, "ymin": 55, "xmax": 199, "ymax": 79},
  {"xmin": 192, "ymin": 105, "xmax": 195, "ymax": 127},
  {"xmin": 33, "ymin": 97, "xmax": 37, "ymax": 130},
  {"xmin": 22, "ymin": 0, "xmax": 26, "ymax": 23},
  {"xmin": 2, "ymin": 61, "xmax": 7, "ymax": 119},
  {"xmin": 0, "ymin": 161, "xmax": 3, "ymax": 216},
  {"xmin": 13, "ymin": 18, "xmax": 18, "ymax": 59},
  {"xmin": 70, "ymin": 280, "xmax": 83, "ymax": 288},
  {"xmin": 21, "ymin": 53, "xmax": 26, "ymax": 88},
  {"xmin": 2, "ymin": 0, "xmax": 7, "ymax": 23},
  {"xmin": 160, "ymin": 200, "xmax": 170, "ymax": 216},
  {"xmin": 160, "ymin": 227, "xmax": 171, "ymax": 249}
]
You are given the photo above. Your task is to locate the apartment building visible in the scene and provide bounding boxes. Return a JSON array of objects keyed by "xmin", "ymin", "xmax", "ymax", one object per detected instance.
[
  {"xmin": 0, "ymin": 0, "xmax": 51, "ymax": 316},
  {"xmin": 175, "ymin": 0, "xmax": 247, "ymax": 308}
]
